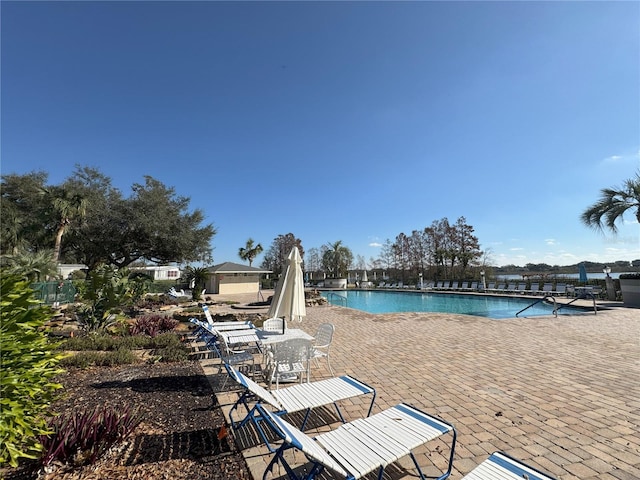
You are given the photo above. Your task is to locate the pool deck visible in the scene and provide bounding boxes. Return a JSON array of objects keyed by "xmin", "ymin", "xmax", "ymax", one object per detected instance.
[{"xmin": 196, "ymin": 290, "xmax": 639, "ymax": 480}]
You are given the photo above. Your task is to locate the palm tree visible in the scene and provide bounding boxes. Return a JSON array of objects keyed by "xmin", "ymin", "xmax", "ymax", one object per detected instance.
[
  {"xmin": 322, "ymin": 240, "xmax": 353, "ymax": 278},
  {"xmin": 581, "ymin": 171, "xmax": 640, "ymax": 234},
  {"xmin": 50, "ymin": 187, "xmax": 87, "ymax": 263},
  {"xmin": 182, "ymin": 266, "xmax": 209, "ymax": 301},
  {"xmin": 2, "ymin": 249, "xmax": 58, "ymax": 282},
  {"xmin": 238, "ymin": 238, "xmax": 263, "ymax": 267}
]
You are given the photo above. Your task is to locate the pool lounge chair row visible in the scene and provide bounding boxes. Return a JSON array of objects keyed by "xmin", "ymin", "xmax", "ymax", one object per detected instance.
[
  {"xmin": 223, "ymin": 365, "xmax": 558, "ymax": 480},
  {"xmin": 429, "ymin": 281, "xmax": 578, "ymax": 297}
]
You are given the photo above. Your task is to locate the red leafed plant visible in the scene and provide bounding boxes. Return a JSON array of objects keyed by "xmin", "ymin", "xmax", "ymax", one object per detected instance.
[
  {"xmin": 129, "ymin": 314, "xmax": 178, "ymax": 337},
  {"xmin": 39, "ymin": 405, "xmax": 142, "ymax": 467}
]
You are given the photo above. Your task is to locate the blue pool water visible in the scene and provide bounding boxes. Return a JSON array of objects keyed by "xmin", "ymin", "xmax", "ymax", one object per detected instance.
[{"xmin": 320, "ymin": 290, "xmax": 585, "ymax": 319}]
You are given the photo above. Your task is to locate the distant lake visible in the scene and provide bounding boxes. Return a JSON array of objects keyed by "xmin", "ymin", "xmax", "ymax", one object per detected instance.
[{"xmin": 497, "ymin": 272, "xmax": 632, "ymax": 280}]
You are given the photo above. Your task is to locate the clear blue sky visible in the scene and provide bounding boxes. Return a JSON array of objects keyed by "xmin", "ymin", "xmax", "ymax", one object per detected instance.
[{"xmin": 2, "ymin": 1, "xmax": 639, "ymax": 268}]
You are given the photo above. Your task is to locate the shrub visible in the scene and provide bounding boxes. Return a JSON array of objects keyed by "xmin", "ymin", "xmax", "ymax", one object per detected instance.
[
  {"xmin": 0, "ymin": 274, "xmax": 66, "ymax": 467},
  {"xmin": 129, "ymin": 314, "xmax": 178, "ymax": 337},
  {"xmin": 60, "ymin": 348, "xmax": 137, "ymax": 368},
  {"xmin": 153, "ymin": 344, "xmax": 189, "ymax": 363},
  {"xmin": 147, "ymin": 333, "xmax": 190, "ymax": 362},
  {"xmin": 39, "ymin": 406, "xmax": 142, "ymax": 467},
  {"xmin": 619, "ymin": 273, "xmax": 640, "ymax": 279}
]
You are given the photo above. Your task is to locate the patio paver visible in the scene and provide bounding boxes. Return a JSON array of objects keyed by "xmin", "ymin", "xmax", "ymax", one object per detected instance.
[{"xmin": 197, "ymin": 291, "xmax": 639, "ymax": 480}]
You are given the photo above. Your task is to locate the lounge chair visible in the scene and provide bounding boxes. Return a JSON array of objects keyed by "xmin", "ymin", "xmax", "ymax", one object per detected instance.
[
  {"xmin": 517, "ymin": 282, "xmax": 527, "ymax": 293},
  {"xmin": 554, "ymin": 283, "xmax": 567, "ymax": 296},
  {"xmin": 469, "ymin": 281, "xmax": 478, "ymax": 290},
  {"xmin": 486, "ymin": 282, "xmax": 496, "ymax": 292},
  {"xmin": 529, "ymin": 283, "xmax": 540, "ymax": 295},
  {"xmin": 460, "ymin": 281, "xmax": 469, "ymax": 290},
  {"xmin": 207, "ymin": 335, "xmax": 255, "ymax": 387},
  {"xmin": 462, "ymin": 451, "xmax": 556, "ymax": 479},
  {"xmin": 225, "ymin": 365, "xmax": 376, "ymax": 452},
  {"xmin": 258, "ymin": 402, "xmax": 456, "ymax": 480},
  {"xmin": 493, "ymin": 283, "xmax": 506, "ymax": 293},
  {"xmin": 506, "ymin": 283, "xmax": 517, "ymax": 293},
  {"xmin": 542, "ymin": 283, "xmax": 553, "ymax": 295}
]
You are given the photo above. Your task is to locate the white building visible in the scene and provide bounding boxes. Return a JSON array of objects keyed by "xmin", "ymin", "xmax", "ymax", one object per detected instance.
[{"xmin": 131, "ymin": 265, "xmax": 181, "ymax": 281}]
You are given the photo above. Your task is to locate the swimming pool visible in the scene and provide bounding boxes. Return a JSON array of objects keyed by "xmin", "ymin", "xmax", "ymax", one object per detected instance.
[{"xmin": 320, "ymin": 290, "xmax": 585, "ymax": 319}]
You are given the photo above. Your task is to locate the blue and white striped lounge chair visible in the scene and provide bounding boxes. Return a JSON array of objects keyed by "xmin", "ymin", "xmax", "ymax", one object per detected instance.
[
  {"xmin": 258, "ymin": 402, "xmax": 457, "ymax": 480},
  {"xmin": 225, "ymin": 365, "xmax": 376, "ymax": 452},
  {"xmin": 462, "ymin": 451, "xmax": 556, "ymax": 479}
]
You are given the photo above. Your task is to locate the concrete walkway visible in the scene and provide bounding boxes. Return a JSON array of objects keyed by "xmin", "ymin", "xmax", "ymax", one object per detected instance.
[{"xmin": 196, "ymin": 291, "xmax": 639, "ymax": 480}]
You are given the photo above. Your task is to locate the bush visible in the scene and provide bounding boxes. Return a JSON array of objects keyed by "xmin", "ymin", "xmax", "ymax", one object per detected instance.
[
  {"xmin": 129, "ymin": 314, "xmax": 178, "ymax": 337},
  {"xmin": 0, "ymin": 274, "xmax": 66, "ymax": 467},
  {"xmin": 39, "ymin": 405, "xmax": 142, "ymax": 467},
  {"xmin": 619, "ymin": 273, "xmax": 640, "ymax": 279},
  {"xmin": 60, "ymin": 348, "xmax": 137, "ymax": 368}
]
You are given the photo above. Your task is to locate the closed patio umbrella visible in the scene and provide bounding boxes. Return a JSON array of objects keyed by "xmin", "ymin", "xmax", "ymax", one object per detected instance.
[
  {"xmin": 267, "ymin": 246, "xmax": 306, "ymax": 333},
  {"xmin": 579, "ymin": 263, "xmax": 588, "ymax": 283}
]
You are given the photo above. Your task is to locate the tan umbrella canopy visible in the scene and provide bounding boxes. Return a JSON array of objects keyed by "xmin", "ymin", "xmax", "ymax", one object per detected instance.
[
  {"xmin": 362, "ymin": 270, "xmax": 368, "ymax": 282},
  {"xmin": 267, "ymin": 246, "xmax": 306, "ymax": 333}
]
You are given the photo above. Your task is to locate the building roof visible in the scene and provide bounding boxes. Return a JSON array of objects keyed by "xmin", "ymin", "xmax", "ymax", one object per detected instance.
[{"xmin": 206, "ymin": 262, "xmax": 271, "ymax": 274}]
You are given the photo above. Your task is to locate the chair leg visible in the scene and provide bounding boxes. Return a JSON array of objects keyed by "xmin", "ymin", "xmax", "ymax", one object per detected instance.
[{"xmin": 326, "ymin": 355, "xmax": 334, "ymax": 376}]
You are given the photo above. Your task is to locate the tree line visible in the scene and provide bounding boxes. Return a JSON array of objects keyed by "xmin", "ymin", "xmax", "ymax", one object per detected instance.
[
  {"xmin": 1, "ymin": 166, "xmax": 216, "ymax": 274},
  {"xmin": 257, "ymin": 216, "xmax": 483, "ymax": 282}
]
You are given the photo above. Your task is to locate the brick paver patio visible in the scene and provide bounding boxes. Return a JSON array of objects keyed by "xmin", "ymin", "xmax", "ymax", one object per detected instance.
[{"xmin": 197, "ymin": 291, "xmax": 639, "ymax": 480}]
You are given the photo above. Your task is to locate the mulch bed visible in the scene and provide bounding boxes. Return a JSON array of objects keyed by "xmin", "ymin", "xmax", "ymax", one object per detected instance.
[{"xmin": 2, "ymin": 361, "xmax": 251, "ymax": 480}]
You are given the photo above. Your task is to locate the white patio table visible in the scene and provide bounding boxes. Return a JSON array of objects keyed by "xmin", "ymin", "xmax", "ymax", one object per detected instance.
[{"xmin": 256, "ymin": 328, "xmax": 314, "ymax": 346}]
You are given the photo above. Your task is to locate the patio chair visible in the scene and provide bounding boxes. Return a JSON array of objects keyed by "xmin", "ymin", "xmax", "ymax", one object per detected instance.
[
  {"xmin": 506, "ymin": 283, "xmax": 517, "ymax": 293},
  {"xmin": 517, "ymin": 282, "xmax": 527, "ymax": 293},
  {"xmin": 460, "ymin": 281, "xmax": 469, "ymax": 290},
  {"xmin": 225, "ymin": 365, "xmax": 376, "ymax": 452},
  {"xmin": 542, "ymin": 283, "xmax": 553, "ymax": 295},
  {"xmin": 469, "ymin": 281, "xmax": 478, "ymax": 290},
  {"xmin": 486, "ymin": 282, "xmax": 496, "ymax": 291},
  {"xmin": 462, "ymin": 451, "xmax": 556, "ymax": 479},
  {"xmin": 262, "ymin": 317, "xmax": 286, "ymax": 332},
  {"xmin": 311, "ymin": 323, "xmax": 335, "ymax": 376},
  {"xmin": 529, "ymin": 282, "xmax": 540, "ymax": 295},
  {"xmin": 258, "ymin": 402, "xmax": 457, "ymax": 480},
  {"xmin": 266, "ymin": 337, "xmax": 312, "ymax": 388}
]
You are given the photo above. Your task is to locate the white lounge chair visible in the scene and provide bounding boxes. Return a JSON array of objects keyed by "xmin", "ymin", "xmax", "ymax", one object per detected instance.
[
  {"xmin": 258, "ymin": 402, "xmax": 456, "ymax": 480},
  {"xmin": 225, "ymin": 365, "xmax": 376, "ymax": 452},
  {"xmin": 462, "ymin": 451, "xmax": 556, "ymax": 479}
]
